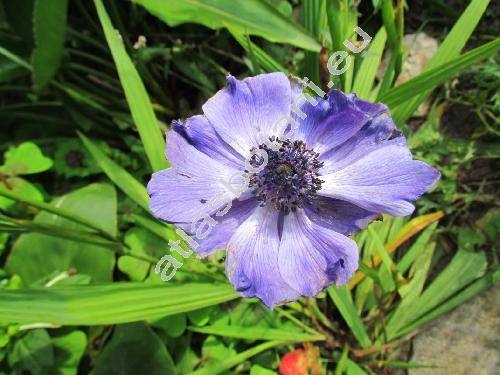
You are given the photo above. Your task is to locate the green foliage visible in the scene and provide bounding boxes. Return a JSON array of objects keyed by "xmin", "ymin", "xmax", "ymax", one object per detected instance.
[
  {"xmin": 32, "ymin": 0, "xmax": 69, "ymax": 90},
  {"xmin": 132, "ymin": 0, "xmax": 321, "ymax": 52}
]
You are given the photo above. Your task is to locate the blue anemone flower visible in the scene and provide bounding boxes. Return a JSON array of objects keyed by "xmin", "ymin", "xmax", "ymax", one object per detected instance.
[{"xmin": 147, "ymin": 72, "xmax": 440, "ymax": 308}]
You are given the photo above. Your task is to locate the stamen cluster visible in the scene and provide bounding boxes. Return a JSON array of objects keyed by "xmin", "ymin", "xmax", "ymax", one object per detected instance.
[{"xmin": 248, "ymin": 138, "xmax": 323, "ymax": 215}]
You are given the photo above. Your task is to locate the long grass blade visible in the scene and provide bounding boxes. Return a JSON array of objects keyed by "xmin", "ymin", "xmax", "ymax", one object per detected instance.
[{"xmin": 94, "ymin": 0, "xmax": 167, "ymax": 172}]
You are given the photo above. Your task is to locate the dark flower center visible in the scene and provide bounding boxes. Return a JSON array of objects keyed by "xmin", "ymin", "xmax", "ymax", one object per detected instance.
[{"xmin": 247, "ymin": 137, "xmax": 323, "ymax": 215}]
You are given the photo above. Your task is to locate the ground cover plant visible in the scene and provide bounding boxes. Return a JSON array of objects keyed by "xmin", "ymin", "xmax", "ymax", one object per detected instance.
[{"xmin": 0, "ymin": 0, "xmax": 498, "ymax": 374}]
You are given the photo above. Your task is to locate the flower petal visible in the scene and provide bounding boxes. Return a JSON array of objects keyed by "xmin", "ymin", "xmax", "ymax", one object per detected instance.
[
  {"xmin": 320, "ymin": 112, "xmax": 405, "ymax": 175},
  {"xmin": 203, "ymin": 73, "xmax": 292, "ymax": 157},
  {"xmin": 292, "ymin": 91, "xmax": 386, "ymax": 154},
  {"xmin": 148, "ymin": 131, "xmax": 243, "ymax": 223},
  {"xmin": 176, "ymin": 198, "xmax": 258, "ymax": 257},
  {"xmin": 304, "ymin": 197, "xmax": 379, "ymax": 236},
  {"xmin": 278, "ymin": 209, "xmax": 359, "ymax": 296},
  {"xmin": 320, "ymin": 145, "xmax": 441, "ymax": 216},
  {"xmin": 225, "ymin": 206, "xmax": 300, "ymax": 308},
  {"xmin": 173, "ymin": 115, "xmax": 245, "ymax": 170}
]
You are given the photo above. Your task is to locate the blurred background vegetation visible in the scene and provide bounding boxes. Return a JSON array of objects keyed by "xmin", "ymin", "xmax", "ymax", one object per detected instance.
[{"xmin": 0, "ymin": 0, "xmax": 498, "ymax": 374}]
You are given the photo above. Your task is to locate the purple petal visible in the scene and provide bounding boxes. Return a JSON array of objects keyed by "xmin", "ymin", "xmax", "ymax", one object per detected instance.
[
  {"xmin": 292, "ymin": 90, "xmax": 387, "ymax": 154},
  {"xmin": 278, "ymin": 209, "xmax": 359, "ymax": 296},
  {"xmin": 203, "ymin": 73, "xmax": 292, "ymax": 157},
  {"xmin": 148, "ymin": 131, "xmax": 242, "ymax": 223},
  {"xmin": 304, "ymin": 197, "xmax": 379, "ymax": 236},
  {"xmin": 320, "ymin": 112, "xmax": 405, "ymax": 175},
  {"xmin": 176, "ymin": 198, "xmax": 258, "ymax": 257},
  {"xmin": 225, "ymin": 206, "xmax": 300, "ymax": 308},
  {"xmin": 173, "ymin": 115, "xmax": 245, "ymax": 170},
  {"xmin": 320, "ymin": 145, "xmax": 441, "ymax": 216}
]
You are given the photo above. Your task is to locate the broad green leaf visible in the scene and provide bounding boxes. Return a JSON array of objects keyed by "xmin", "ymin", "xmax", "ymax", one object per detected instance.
[
  {"xmin": 189, "ymin": 324, "xmax": 324, "ymax": 342},
  {"xmin": 94, "ymin": 0, "xmax": 168, "ymax": 172},
  {"xmin": 32, "ymin": 0, "xmax": 68, "ymax": 89},
  {"xmin": 1, "ymin": 142, "xmax": 53, "ymax": 175},
  {"xmin": 0, "ymin": 283, "xmax": 239, "ymax": 325},
  {"xmin": 328, "ymin": 285, "xmax": 372, "ymax": 348},
  {"xmin": 380, "ymin": 39, "xmax": 500, "ymax": 109},
  {"xmin": 94, "ymin": 322, "xmax": 175, "ymax": 375},
  {"xmin": 132, "ymin": 0, "xmax": 320, "ymax": 52},
  {"xmin": 8, "ymin": 329, "xmax": 54, "ymax": 373},
  {"xmin": 192, "ymin": 340, "xmax": 283, "ymax": 375},
  {"xmin": 150, "ymin": 313, "xmax": 187, "ymax": 338},
  {"xmin": 51, "ymin": 331, "xmax": 87, "ymax": 375},
  {"xmin": 352, "ymin": 27, "xmax": 387, "ymax": 99},
  {"xmin": 79, "ymin": 133, "xmax": 149, "ymax": 212},
  {"xmin": 390, "ymin": 0, "xmax": 490, "ymax": 124},
  {"xmin": 5, "ymin": 183, "xmax": 117, "ymax": 284}
]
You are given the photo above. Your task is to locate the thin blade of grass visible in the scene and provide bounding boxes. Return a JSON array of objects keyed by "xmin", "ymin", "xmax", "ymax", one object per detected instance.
[
  {"xmin": 188, "ymin": 325, "xmax": 324, "ymax": 342},
  {"xmin": 328, "ymin": 285, "xmax": 372, "ymax": 348},
  {"xmin": 390, "ymin": 0, "xmax": 491, "ymax": 124},
  {"xmin": 380, "ymin": 39, "xmax": 500, "ymax": 109},
  {"xmin": 351, "ymin": 27, "xmax": 387, "ymax": 99},
  {"xmin": 94, "ymin": 0, "xmax": 167, "ymax": 172}
]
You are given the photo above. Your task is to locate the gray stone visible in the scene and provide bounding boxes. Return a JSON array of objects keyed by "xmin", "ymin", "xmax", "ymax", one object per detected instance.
[{"xmin": 410, "ymin": 286, "xmax": 500, "ymax": 375}]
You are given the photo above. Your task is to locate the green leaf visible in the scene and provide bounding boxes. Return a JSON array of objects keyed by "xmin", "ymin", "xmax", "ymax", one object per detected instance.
[
  {"xmin": 1, "ymin": 142, "xmax": 53, "ymax": 175},
  {"xmin": 351, "ymin": 27, "xmax": 387, "ymax": 99},
  {"xmin": 390, "ymin": 0, "xmax": 490, "ymax": 124},
  {"xmin": 0, "ymin": 177, "xmax": 44, "ymax": 209},
  {"xmin": 0, "ymin": 283, "xmax": 239, "ymax": 325},
  {"xmin": 380, "ymin": 39, "xmax": 500, "ymax": 109},
  {"xmin": 389, "ymin": 250, "xmax": 488, "ymax": 339},
  {"xmin": 328, "ymin": 285, "xmax": 372, "ymax": 348},
  {"xmin": 192, "ymin": 340, "xmax": 283, "ymax": 375},
  {"xmin": 79, "ymin": 133, "xmax": 149, "ymax": 212},
  {"xmin": 131, "ymin": 0, "xmax": 320, "ymax": 52},
  {"xmin": 250, "ymin": 364, "xmax": 276, "ymax": 375},
  {"xmin": 94, "ymin": 322, "xmax": 175, "ymax": 375},
  {"xmin": 94, "ymin": 0, "xmax": 168, "ymax": 172},
  {"xmin": 5, "ymin": 183, "xmax": 117, "ymax": 284},
  {"xmin": 189, "ymin": 324, "xmax": 324, "ymax": 342},
  {"xmin": 150, "ymin": 313, "xmax": 187, "ymax": 338},
  {"xmin": 8, "ymin": 329, "xmax": 54, "ymax": 373},
  {"xmin": 228, "ymin": 27, "xmax": 286, "ymax": 73},
  {"xmin": 396, "ymin": 271, "xmax": 498, "ymax": 338},
  {"xmin": 32, "ymin": 0, "xmax": 68, "ymax": 89},
  {"xmin": 51, "ymin": 331, "xmax": 87, "ymax": 375}
]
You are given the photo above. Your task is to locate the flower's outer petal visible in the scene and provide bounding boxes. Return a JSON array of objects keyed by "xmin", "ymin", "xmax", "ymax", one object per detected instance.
[
  {"xmin": 320, "ymin": 113, "xmax": 405, "ymax": 175},
  {"xmin": 320, "ymin": 145, "xmax": 441, "ymax": 216},
  {"xmin": 279, "ymin": 209, "xmax": 359, "ymax": 296},
  {"xmin": 304, "ymin": 197, "xmax": 379, "ymax": 236},
  {"xmin": 203, "ymin": 73, "xmax": 292, "ymax": 157},
  {"xmin": 291, "ymin": 90, "xmax": 386, "ymax": 154},
  {"xmin": 172, "ymin": 116, "xmax": 245, "ymax": 170},
  {"xmin": 176, "ymin": 197, "xmax": 258, "ymax": 257},
  {"xmin": 148, "ymin": 131, "xmax": 244, "ymax": 223},
  {"xmin": 225, "ymin": 206, "xmax": 300, "ymax": 308}
]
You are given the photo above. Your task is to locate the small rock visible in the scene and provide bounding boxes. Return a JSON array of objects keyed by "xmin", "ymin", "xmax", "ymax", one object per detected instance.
[{"xmin": 410, "ymin": 286, "xmax": 500, "ymax": 375}]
